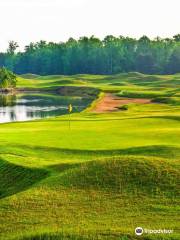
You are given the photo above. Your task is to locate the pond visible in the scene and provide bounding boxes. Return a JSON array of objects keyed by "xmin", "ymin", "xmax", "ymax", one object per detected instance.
[{"xmin": 0, "ymin": 93, "xmax": 91, "ymax": 123}]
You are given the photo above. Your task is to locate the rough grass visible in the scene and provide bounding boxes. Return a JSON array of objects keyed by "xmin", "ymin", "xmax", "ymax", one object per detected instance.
[{"xmin": 52, "ymin": 156, "xmax": 179, "ymax": 197}]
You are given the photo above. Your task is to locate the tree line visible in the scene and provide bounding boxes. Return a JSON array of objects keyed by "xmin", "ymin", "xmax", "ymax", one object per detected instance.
[{"xmin": 0, "ymin": 35, "xmax": 180, "ymax": 75}]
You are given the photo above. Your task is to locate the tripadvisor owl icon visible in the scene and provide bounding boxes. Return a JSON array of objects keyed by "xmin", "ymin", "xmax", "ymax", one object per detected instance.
[{"xmin": 135, "ymin": 227, "xmax": 143, "ymax": 236}]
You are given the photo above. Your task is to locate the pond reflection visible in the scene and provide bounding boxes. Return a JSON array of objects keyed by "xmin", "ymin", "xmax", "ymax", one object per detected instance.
[
  {"xmin": 0, "ymin": 93, "xmax": 90, "ymax": 123},
  {"xmin": 0, "ymin": 94, "xmax": 16, "ymax": 107}
]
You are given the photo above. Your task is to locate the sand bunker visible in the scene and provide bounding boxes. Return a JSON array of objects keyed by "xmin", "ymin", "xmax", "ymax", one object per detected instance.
[{"xmin": 92, "ymin": 93, "xmax": 151, "ymax": 113}]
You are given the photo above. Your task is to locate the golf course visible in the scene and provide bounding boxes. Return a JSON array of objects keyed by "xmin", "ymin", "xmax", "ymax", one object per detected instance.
[{"xmin": 0, "ymin": 72, "xmax": 179, "ymax": 240}]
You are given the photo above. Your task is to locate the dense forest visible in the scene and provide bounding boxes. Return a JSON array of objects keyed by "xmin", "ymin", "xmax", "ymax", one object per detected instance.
[{"xmin": 0, "ymin": 35, "xmax": 180, "ymax": 75}]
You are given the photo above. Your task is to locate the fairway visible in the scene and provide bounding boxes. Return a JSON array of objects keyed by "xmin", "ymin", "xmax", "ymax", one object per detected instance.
[{"xmin": 0, "ymin": 73, "xmax": 180, "ymax": 240}]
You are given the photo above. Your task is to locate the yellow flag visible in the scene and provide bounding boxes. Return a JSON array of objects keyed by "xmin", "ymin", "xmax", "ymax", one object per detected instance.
[{"xmin": 68, "ymin": 104, "xmax": 72, "ymax": 113}]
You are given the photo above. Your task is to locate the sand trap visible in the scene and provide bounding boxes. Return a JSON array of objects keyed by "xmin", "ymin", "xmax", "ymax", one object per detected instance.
[{"xmin": 92, "ymin": 93, "xmax": 151, "ymax": 113}]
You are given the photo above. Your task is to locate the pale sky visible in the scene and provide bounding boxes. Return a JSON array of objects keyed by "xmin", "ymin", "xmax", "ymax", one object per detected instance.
[{"xmin": 0, "ymin": 0, "xmax": 179, "ymax": 51}]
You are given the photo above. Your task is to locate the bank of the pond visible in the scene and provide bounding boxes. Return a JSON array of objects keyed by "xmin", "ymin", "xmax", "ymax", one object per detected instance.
[{"xmin": 0, "ymin": 88, "xmax": 17, "ymax": 94}]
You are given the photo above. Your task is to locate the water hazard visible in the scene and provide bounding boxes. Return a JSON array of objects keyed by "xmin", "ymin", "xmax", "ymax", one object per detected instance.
[{"xmin": 0, "ymin": 93, "xmax": 90, "ymax": 123}]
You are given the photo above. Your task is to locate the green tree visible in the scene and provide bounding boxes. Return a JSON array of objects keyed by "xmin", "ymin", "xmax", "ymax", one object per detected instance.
[
  {"xmin": 167, "ymin": 46, "xmax": 180, "ymax": 73},
  {"xmin": 7, "ymin": 41, "xmax": 19, "ymax": 55},
  {"xmin": 173, "ymin": 34, "xmax": 180, "ymax": 42},
  {"xmin": 0, "ymin": 67, "xmax": 17, "ymax": 89}
]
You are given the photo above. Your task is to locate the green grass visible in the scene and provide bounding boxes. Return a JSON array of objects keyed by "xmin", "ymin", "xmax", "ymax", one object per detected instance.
[{"xmin": 0, "ymin": 72, "xmax": 180, "ymax": 239}]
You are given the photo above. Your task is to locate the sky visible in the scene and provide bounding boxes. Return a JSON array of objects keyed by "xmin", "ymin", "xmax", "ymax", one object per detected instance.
[{"xmin": 0, "ymin": 0, "xmax": 179, "ymax": 51}]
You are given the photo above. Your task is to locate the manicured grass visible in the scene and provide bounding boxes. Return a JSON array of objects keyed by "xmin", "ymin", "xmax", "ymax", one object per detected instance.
[{"xmin": 0, "ymin": 73, "xmax": 180, "ymax": 239}]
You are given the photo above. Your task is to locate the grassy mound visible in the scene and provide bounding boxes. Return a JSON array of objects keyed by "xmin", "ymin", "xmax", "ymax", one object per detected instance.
[
  {"xmin": 117, "ymin": 90, "xmax": 171, "ymax": 99},
  {"xmin": 0, "ymin": 158, "xmax": 49, "ymax": 199},
  {"xmin": 57, "ymin": 156, "xmax": 179, "ymax": 197}
]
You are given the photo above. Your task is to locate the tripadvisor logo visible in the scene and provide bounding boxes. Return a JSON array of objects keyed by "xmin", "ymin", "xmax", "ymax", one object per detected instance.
[
  {"xmin": 135, "ymin": 227, "xmax": 143, "ymax": 236},
  {"xmin": 135, "ymin": 227, "xmax": 173, "ymax": 236}
]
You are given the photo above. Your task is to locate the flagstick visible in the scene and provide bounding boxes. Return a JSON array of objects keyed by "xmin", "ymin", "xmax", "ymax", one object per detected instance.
[
  {"xmin": 68, "ymin": 104, "xmax": 72, "ymax": 130},
  {"xmin": 69, "ymin": 112, "xmax": 71, "ymax": 130}
]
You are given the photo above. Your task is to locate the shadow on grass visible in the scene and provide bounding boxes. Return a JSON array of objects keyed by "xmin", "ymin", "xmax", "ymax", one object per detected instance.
[
  {"xmin": 6, "ymin": 144, "xmax": 180, "ymax": 159},
  {"xmin": 0, "ymin": 158, "xmax": 49, "ymax": 199},
  {"xmin": 45, "ymin": 115, "xmax": 180, "ymax": 123}
]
